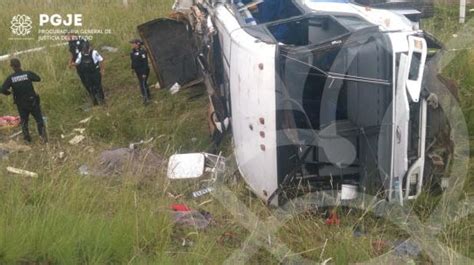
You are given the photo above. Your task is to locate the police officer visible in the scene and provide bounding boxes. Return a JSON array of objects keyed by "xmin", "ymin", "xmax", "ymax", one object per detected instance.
[
  {"xmin": 130, "ymin": 39, "xmax": 151, "ymax": 104},
  {"xmin": 66, "ymin": 32, "xmax": 89, "ymax": 93},
  {"xmin": 1, "ymin": 58, "xmax": 47, "ymax": 143},
  {"xmin": 75, "ymin": 42, "xmax": 105, "ymax": 105}
]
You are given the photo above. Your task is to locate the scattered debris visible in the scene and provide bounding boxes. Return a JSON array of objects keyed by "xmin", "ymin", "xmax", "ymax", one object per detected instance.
[
  {"xmin": 167, "ymin": 192, "xmax": 184, "ymax": 199},
  {"xmin": 427, "ymin": 93, "xmax": 439, "ymax": 109},
  {"xmin": 101, "ymin": 46, "xmax": 118, "ymax": 53},
  {"xmin": 428, "ymin": 153, "xmax": 444, "ymax": 167},
  {"xmin": 81, "ymin": 147, "xmax": 164, "ymax": 177},
  {"xmin": 69, "ymin": 135, "xmax": 85, "ymax": 145},
  {"xmin": 53, "ymin": 151, "xmax": 67, "ymax": 162},
  {"xmin": 79, "ymin": 165, "xmax": 89, "ymax": 176},
  {"xmin": 325, "ymin": 210, "xmax": 340, "ymax": 225},
  {"xmin": 0, "ymin": 141, "xmax": 29, "ymax": 161},
  {"xmin": 79, "ymin": 116, "xmax": 93, "ymax": 124},
  {"xmin": 154, "ymin": 82, "xmax": 161, "ymax": 89},
  {"xmin": 171, "ymin": 204, "xmax": 191, "ymax": 212},
  {"xmin": 0, "ymin": 42, "xmax": 66, "ymax": 62},
  {"xmin": 341, "ymin": 184, "xmax": 358, "ymax": 200},
  {"xmin": 170, "ymin": 204, "xmax": 212, "ymax": 229},
  {"xmin": 73, "ymin": 128, "xmax": 86, "ymax": 134},
  {"xmin": 181, "ymin": 238, "xmax": 194, "ymax": 247},
  {"xmin": 7, "ymin": 167, "xmax": 38, "ymax": 178},
  {"xmin": 441, "ymin": 177, "xmax": 450, "ymax": 190},
  {"xmin": 0, "ymin": 140, "xmax": 31, "ymax": 152},
  {"xmin": 452, "ymin": 34, "xmax": 458, "ymax": 38},
  {"xmin": 198, "ymin": 199, "xmax": 213, "ymax": 206},
  {"xmin": 167, "ymin": 153, "xmax": 224, "ymax": 180},
  {"xmin": 167, "ymin": 153, "xmax": 206, "ymax": 179},
  {"xmin": 192, "ymin": 187, "xmax": 214, "ymax": 198},
  {"xmin": 0, "ymin": 149, "xmax": 10, "ymax": 160},
  {"xmin": 84, "ymin": 146, "xmax": 95, "ymax": 153},
  {"xmin": 0, "ymin": 116, "xmax": 20, "ymax": 128},
  {"xmin": 393, "ymin": 240, "xmax": 422, "ymax": 258},
  {"xmin": 172, "ymin": 209, "xmax": 212, "ymax": 229},
  {"xmin": 321, "ymin": 258, "xmax": 333, "ymax": 265},
  {"xmin": 170, "ymin": 82, "xmax": 181, "ymax": 95},
  {"xmin": 9, "ymin": 130, "xmax": 22, "ymax": 139},
  {"xmin": 129, "ymin": 137, "xmax": 154, "ymax": 149}
]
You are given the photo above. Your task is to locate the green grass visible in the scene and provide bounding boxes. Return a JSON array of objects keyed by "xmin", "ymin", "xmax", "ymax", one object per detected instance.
[{"xmin": 0, "ymin": 1, "xmax": 472, "ymax": 264}]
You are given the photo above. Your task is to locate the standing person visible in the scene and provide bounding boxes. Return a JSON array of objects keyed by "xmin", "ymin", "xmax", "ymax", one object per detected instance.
[
  {"xmin": 130, "ymin": 39, "xmax": 151, "ymax": 105},
  {"xmin": 75, "ymin": 42, "xmax": 105, "ymax": 105},
  {"xmin": 1, "ymin": 58, "xmax": 47, "ymax": 143},
  {"xmin": 66, "ymin": 32, "xmax": 89, "ymax": 93}
]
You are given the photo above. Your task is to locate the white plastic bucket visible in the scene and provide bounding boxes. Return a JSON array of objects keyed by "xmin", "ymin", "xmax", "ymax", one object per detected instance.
[{"xmin": 341, "ymin": 184, "xmax": 358, "ymax": 200}]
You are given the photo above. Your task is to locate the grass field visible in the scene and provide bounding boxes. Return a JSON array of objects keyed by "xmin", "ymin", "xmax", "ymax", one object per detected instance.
[{"xmin": 0, "ymin": 1, "xmax": 473, "ymax": 264}]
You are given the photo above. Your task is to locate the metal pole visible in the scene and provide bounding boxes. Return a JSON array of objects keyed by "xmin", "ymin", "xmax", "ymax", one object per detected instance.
[{"xmin": 460, "ymin": 0, "xmax": 467, "ymax": 24}]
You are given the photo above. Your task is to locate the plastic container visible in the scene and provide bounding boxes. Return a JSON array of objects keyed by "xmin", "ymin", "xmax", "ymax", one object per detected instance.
[{"xmin": 341, "ymin": 184, "xmax": 358, "ymax": 200}]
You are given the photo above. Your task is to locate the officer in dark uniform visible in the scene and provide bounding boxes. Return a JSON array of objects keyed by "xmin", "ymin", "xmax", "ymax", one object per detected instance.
[
  {"xmin": 66, "ymin": 32, "xmax": 89, "ymax": 92},
  {"xmin": 1, "ymin": 58, "xmax": 47, "ymax": 143},
  {"xmin": 75, "ymin": 42, "xmax": 105, "ymax": 105},
  {"xmin": 130, "ymin": 39, "xmax": 151, "ymax": 104}
]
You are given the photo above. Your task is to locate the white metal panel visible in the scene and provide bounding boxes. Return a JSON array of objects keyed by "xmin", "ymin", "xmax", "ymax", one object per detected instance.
[
  {"xmin": 167, "ymin": 153, "xmax": 205, "ymax": 179},
  {"xmin": 405, "ymin": 99, "xmax": 427, "ymax": 199},
  {"xmin": 405, "ymin": 36, "xmax": 427, "ymax": 103},
  {"xmin": 303, "ymin": 1, "xmax": 414, "ymax": 32},
  {"xmin": 389, "ymin": 32, "xmax": 410, "ymax": 53},
  {"xmin": 229, "ymin": 28, "xmax": 278, "ymax": 202},
  {"xmin": 460, "ymin": 0, "xmax": 467, "ymax": 24},
  {"xmin": 214, "ymin": 5, "xmax": 241, "ymax": 66},
  {"xmin": 390, "ymin": 53, "xmax": 410, "ymax": 204}
]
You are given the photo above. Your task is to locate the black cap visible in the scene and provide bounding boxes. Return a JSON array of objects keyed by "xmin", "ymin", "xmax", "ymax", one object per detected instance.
[{"xmin": 129, "ymin": 38, "xmax": 143, "ymax": 45}]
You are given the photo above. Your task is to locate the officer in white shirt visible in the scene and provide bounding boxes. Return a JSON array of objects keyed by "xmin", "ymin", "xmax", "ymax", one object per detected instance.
[
  {"xmin": 66, "ymin": 32, "xmax": 89, "ymax": 93},
  {"xmin": 75, "ymin": 42, "xmax": 105, "ymax": 105}
]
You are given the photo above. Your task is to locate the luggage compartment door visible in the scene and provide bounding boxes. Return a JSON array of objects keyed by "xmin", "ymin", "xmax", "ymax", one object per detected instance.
[{"xmin": 138, "ymin": 18, "xmax": 202, "ymax": 89}]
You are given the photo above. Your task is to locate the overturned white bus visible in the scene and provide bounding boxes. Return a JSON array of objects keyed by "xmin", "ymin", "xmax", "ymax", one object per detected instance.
[{"xmin": 140, "ymin": 0, "xmax": 452, "ymax": 205}]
